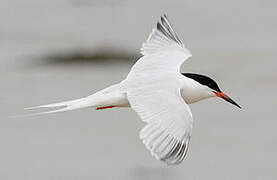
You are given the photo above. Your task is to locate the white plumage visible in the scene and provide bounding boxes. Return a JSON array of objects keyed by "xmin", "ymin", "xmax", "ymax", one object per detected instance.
[{"xmin": 24, "ymin": 15, "xmax": 238, "ymax": 165}]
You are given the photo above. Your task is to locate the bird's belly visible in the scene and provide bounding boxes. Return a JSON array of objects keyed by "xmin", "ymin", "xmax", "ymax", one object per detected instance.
[
  {"xmin": 114, "ymin": 94, "xmax": 130, "ymax": 107},
  {"xmin": 99, "ymin": 92, "xmax": 130, "ymax": 107}
]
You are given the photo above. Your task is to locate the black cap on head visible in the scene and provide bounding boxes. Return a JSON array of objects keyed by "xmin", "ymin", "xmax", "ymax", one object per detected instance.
[{"xmin": 182, "ymin": 73, "xmax": 221, "ymax": 92}]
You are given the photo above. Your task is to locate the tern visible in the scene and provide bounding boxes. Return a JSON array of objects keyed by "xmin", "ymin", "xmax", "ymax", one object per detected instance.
[{"xmin": 25, "ymin": 15, "xmax": 241, "ymax": 165}]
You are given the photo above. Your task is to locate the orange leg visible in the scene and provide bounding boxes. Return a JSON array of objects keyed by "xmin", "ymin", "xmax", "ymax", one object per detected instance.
[{"xmin": 96, "ymin": 105, "xmax": 116, "ymax": 110}]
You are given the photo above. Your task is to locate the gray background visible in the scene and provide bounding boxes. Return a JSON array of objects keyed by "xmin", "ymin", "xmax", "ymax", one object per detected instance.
[{"xmin": 0, "ymin": 0, "xmax": 276, "ymax": 179}]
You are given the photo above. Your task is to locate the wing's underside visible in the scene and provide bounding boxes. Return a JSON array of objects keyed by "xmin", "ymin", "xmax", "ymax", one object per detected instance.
[
  {"xmin": 140, "ymin": 118, "xmax": 191, "ymax": 164},
  {"xmin": 127, "ymin": 87, "xmax": 193, "ymax": 165},
  {"xmin": 125, "ymin": 15, "xmax": 193, "ymax": 165}
]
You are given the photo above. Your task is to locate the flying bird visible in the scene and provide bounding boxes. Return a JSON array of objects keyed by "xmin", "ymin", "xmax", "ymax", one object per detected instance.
[{"xmin": 25, "ymin": 15, "xmax": 241, "ymax": 165}]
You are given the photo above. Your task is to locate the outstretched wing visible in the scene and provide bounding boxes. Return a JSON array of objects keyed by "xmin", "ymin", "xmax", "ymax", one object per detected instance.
[
  {"xmin": 127, "ymin": 86, "xmax": 193, "ymax": 165},
  {"xmin": 125, "ymin": 15, "xmax": 193, "ymax": 164},
  {"xmin": 141, "ymin": 14, "xmax": 186, "ymax": 56},
  {"xmin": 127, "ymin": 14, "xmax": 191, "ymax": 79}
]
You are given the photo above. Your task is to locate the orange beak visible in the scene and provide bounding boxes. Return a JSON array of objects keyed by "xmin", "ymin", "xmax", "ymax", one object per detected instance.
[{"xmin": 214, "ymin": 92, "xmax": 241, "ymax": 108}]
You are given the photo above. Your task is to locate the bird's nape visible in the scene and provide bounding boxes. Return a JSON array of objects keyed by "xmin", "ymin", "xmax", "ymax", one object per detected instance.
[{"xmin": 214, "ymin": 92, "xmax": 241, "ymax": 108}]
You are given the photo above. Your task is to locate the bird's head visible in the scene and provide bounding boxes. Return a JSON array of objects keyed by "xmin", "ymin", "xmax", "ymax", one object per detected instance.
[{"xmin": 182, "ymin": 73, "xmax": 241, "ymax": 108}]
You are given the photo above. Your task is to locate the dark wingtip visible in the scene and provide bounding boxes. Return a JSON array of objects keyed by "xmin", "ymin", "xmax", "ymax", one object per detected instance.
[{"xmin": 161, "ymin": 14, "xmax": 167, "ymax": 21}]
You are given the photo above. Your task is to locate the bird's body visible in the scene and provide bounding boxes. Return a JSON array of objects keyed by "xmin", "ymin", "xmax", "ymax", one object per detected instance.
[{"xmin": 25, "ymin": 15, "xmax": 240, "ymax": 165}]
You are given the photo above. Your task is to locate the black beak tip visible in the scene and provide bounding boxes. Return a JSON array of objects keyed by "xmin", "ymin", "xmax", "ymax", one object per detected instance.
[
  {"xmin": 231, "ymin": 99, "xmax": 241, "ymax": 109},
  {"xmin": 225, "ymin": 96, "xmax": 241, "ymax": 109},
  {"xmin": 214, "ymin": 91, "xmax": 241, "ymax": 109}
]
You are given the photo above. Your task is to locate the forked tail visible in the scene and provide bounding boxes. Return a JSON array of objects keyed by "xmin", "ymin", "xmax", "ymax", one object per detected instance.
[
  {"xmin": 22, "ymin": 97, "xmax": 98, "ymax": 116},
  {"xmin": 21, "ymin": 83, "xmax": 127, "ymax": 117}
]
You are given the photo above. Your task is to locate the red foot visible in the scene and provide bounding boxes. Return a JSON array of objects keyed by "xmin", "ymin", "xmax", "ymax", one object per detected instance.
[{"xmin": 96, "ymin": 105, "xmax": 116, "ymax": 110}]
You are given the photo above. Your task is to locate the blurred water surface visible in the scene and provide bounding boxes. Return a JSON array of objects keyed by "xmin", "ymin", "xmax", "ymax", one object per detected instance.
[{"xmin": 0, "ymin": 0, "xmax": 276, "ymax": 179}]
